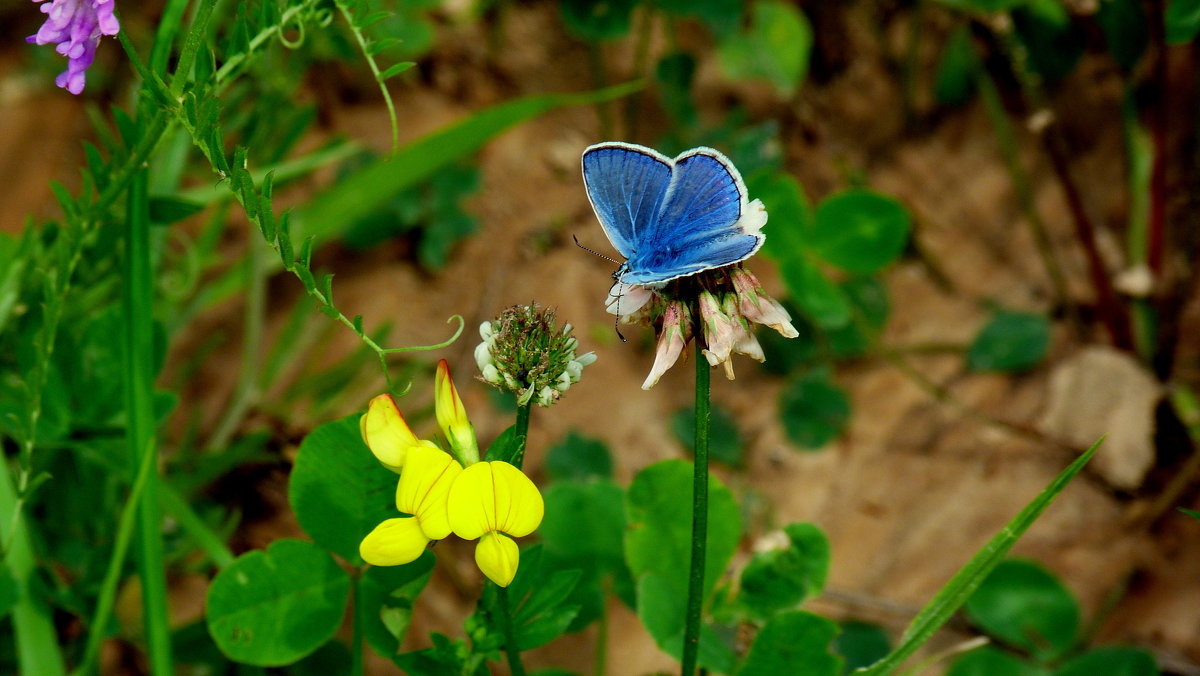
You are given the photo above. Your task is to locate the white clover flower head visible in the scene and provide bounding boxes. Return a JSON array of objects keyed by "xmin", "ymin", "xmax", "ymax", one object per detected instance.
[{"xmin": 475, "ymin": 304, "xmax": 596, "ymax": 407}]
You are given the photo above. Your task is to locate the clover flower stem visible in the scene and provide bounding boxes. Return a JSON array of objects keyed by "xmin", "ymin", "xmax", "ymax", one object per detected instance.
[
  {"xmin": 681, "ymin": 339, "xmax": 711, "ymax": 676},
  {"xmin": 497, "ymin": 584, "xmax": 528, "ymax": 676},
  {"xmin": 511, "ymin": 400, "xmax": 533, "ymax": 469},
  {"xmin": 122, "ymin": 170, "xmax": 174, "ymax": 674}
]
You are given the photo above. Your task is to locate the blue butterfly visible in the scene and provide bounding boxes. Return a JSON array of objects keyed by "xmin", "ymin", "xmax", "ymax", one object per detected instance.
[{"xmin": 581, "ymin": 142, "xmax": 767, "ymax": 287}]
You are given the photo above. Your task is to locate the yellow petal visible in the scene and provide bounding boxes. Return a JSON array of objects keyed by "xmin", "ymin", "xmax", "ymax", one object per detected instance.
[
  {"xmin": 359, "ymin": 517, "xmax": 429, "ymax": 566},
  {"xmin": 447, "ymin": 461, "xmax": 544, "ymax": 540},
  {"xmin": 434, "ymin": 360, "xmax": 480, "ymax": 464},
  {"xmin": 361, "ymin": 394, "xmax": 425, "ymax": 473},
  {"xmin": 475, "ymin": 532, "xmax": 519, "ymax": 587},
  {"xmin": 396, "ymin": 445, "xmax": 463, "ymax": 540}
]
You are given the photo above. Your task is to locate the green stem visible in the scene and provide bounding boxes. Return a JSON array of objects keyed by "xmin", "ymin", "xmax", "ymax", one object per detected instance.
[
  {"xmin": 123, "ymin": 170, "xmax": 173, "ymax": 674},
  {"xmin": 351, "ymin": 574, "xmax": 365, "ymax": 676},
  {"xmin": 510, "ymin": 400, "xmax": 533, "ymax": 469},
  {"xmin": 0, "ymin": 459, "xmax": 67, "ymax": 676},
  {"xmin": 72, "ymin": 436, "xmax": 160, "ymax": 676},
  {"xmin": 206, "ymin": 231, "xmax": 266, "ymax": 452},
  {"xmin": 681, "ymin": 340, "xmax": 711, "ymax": 676},
  {"xmin": 497, "ymin": 584, "xmax": 527, "ymax": 676}
]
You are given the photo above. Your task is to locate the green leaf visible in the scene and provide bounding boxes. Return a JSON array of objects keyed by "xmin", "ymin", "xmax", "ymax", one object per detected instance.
[
  {"xmin": 717, "ymin": 1, "xmax": 813, "ymax": 96},
  {"xmin": 812, "ymin": 190, "xmax": 910, "ymax": 275},
  {"xmin": 853, "ymin": 439, "xmax": 1101, "ymax": 676},
  {"xmin": 545, "ymin": 431, "xmax": 613, "ymax": 481},
  {"xmin": 560, "ymin": 0, "xmax": 636, "ymax": 41},
  {"xmin": 935, "ymin": 26, "xmax": 977, "ymax": 106},
  {"xmin": 1053, "ymin": 646, "xmax": 1157, "ymax": 675},
  {"xmin": 625, "ymin": 460, "xmax": 742, "ymax": 671},
  {"xmin": 1096, "ymin": 0, "xmax": 1148, "ymax": 70},
  {"xmin": 964, "ymin": 559, "xmax": 1079, "ymax": 661},
  {"xmin": 541, "ymin": 480, "xmax": 626, "ymax": 568},
  {"xmin": 1167, "ymin": 0, "xmax": 1200, "ymax": 43},
  {"xmin": 785, "ymin": 258, "xmax": 851, "ymax": 329},
  {"xmin": 654, "ymin": 0, "xmax": 743, "ymax": 36},
  {"xmin": 739, "ymin": 610, "xmax": 842, "ymax": 676},
  {"xmin": 379, "ymin": 62, "xmax": 415, "ymax": 80},
  {"xmin": 947, "ymin": 646, "xmax": 1045, "ymax": 676},
  {"xmin": 206, "ymin": 539, "xmax": 351, "ymax": 666},
  {"xmin": 656, "ymin": 52, "xmax": 699, "ymax": 127},
  {"xmin": 825, "ymin": 277, "xmax": 890, "ymax": 358},
  {"xmin": 1182, "ymin": 507, "xmax": 1200, "ymax": 520},
  {"xmin": 966, "ymin": 311, "xmax": 1050, "ymax": 372},
  {"xmin": 672, "ymin": 404, "xmax": 743, "ymax": 467},
  {"xmin": 288, "ymin": 415, "xmax": 398, "ymax": 564},
  {"xmin": 293, "ymin": 83, "xmax": 642, "ymax": 243},
  {"xmin": 1012, "ymin": 0, "xmax": 1083, "ymax": 82},
  {"xmin": 779, "ymin": 369, "xmax": 851, "ymax": 450},
  {"xmin": 361, "ymin": 553, "xmax": 436, "ymax": 658},
  {"xmin": 834, "ymin": 621, "xmax": 890, "ymax": 674},
  {"xmin": 750, "ymin": 170, "xmax": 812, "ymax": 259},
  {"xmin": 933, "ymin": 0, "xmax": 1030, "ymax": 12},
  {"xmin": 0, "ymin": 568, "xmax": 18, "ymax": 619},
  {"xmin": 738, "ymin": 523, "xmax": 830, "ymax": 620}
]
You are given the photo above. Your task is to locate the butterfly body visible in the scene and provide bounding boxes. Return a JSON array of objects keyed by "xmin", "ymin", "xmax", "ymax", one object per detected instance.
[{"xmin": 581, "ymin": 142, "xmax": 767, "ymax": 287}]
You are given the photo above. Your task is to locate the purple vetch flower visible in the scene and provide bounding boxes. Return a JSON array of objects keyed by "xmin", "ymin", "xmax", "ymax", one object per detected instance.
[{"xmin": 26, "ymin": 0, "xmax": 119, "ymax": 95}]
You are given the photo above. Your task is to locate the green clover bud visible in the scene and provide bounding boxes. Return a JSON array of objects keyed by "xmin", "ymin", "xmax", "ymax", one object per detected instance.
[{"xmin": 475, "ymin": 304, "xmax": 596, "ymax": 407}]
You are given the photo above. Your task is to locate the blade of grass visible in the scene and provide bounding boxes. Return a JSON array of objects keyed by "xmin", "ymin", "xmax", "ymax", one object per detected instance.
[
  {"xmin": 122, "ymin": 169, "xmax": 173, "ymax": 673},
  {"xmin": 853, "ymin": 438, "xmax": 1102, "ymax": 675}
]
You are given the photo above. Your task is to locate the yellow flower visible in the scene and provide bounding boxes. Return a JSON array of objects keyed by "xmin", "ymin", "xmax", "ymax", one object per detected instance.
[
  {"xmin": 447, "ymin": 461, "xmax": 544, "ymax": 586},
  {"xmin": 360, "ymin": 393, "xmax": 439, "ymax": 473},
  {"xmin": 360, "ymin": 445, "xmax": 463, "ymax": 566},
  {"xmin": 435, "ymin": 359, "xmax": 480, "ymax": 465}
]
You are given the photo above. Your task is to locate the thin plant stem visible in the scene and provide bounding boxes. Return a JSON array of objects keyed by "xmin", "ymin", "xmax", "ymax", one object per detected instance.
[
  {"xmin": 625, "ymin": 7, "xmax": 654, "ymax": 141},
  {"xmin": 510, "ymin": 400, "xmax": 533, "ymax": 468},
  {"xmin": 972, "ymin": 61, "xmax": 1078, "ymax": 335},
  {"xmin": 593, "ymin": 586, "xmax": 609, "ymax": 676},
  {"xmin": 495, "ymin": 398, "xmax": 533, "ymax": 674},
  {"xmin": 149, "ymin": 0, "xmax": 192, "ymax": 75},
  {"xmin": 0, "ymin": 458, "xmax": 66, "ymax": 676},
  {"xmin": 351, "ymin": 574, "xmax": 366, "ymax": 676},
  {"xmin": 71, "ymin": 437, "xmax": 160, "ymax": 676},
  {"xmin": 497, "ymin": 585, "xmax": 528, "ymax": 676},
  {"xmin": 123, "ymin": 169, "xmax": 173, "ymax": 674},
  {"xmin": 158, "ymin": 485, "xmax": 236, "ymax": 569},
  {"xmin": 681, "ymin": 339, "xmax": 711, "ymax": 676}
]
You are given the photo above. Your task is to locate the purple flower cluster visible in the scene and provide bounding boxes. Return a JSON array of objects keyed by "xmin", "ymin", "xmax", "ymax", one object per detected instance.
[{"xmin": 27, "ymin": 0, "xmax": 119, "ymax": 95}]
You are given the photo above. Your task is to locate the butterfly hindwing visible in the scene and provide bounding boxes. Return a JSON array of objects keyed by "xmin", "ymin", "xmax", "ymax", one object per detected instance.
[
  {"xmin": 582, "ymin": 142, "xmax": 765, "ymax": 286},
  {"xmin": 581, "ymin": 143, "xmax": 673, "ymax": 260}
]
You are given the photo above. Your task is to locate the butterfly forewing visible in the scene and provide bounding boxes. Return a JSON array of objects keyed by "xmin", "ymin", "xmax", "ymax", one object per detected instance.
[{"xmin": 581, "ymin": 143, "xmax": 673, "ymax": 260}]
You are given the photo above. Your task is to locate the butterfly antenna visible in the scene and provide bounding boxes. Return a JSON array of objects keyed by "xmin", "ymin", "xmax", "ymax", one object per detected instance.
[
  {"xmin": 573, "ymin": 234, "xmax": 621, "ymax": 265},
  {"xmin": 612, "ymin": 284, "xmax": 627, "ymax": 342}
]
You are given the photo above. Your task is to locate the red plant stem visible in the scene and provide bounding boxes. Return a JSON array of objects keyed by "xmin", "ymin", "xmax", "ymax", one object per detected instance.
[{"xmin": 1042, "ymin": 130, "xmax": 1133, "ymax": 350}]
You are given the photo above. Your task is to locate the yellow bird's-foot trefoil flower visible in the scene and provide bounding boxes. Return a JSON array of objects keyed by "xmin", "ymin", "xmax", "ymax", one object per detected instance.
[
  {"xmin": 360, "ymin": 445, "xmax": 462, "ymax": 566},
  {"xmin": 359, "ymin": 360, "xmax": 545, "ymax": 586},
  {"xmin": 447, "ymin": 461, "xmax": 544, "ymax": 587},
  {"xmin": 360, "ymin": 393, "xmax": 440, "ymax": 473}
]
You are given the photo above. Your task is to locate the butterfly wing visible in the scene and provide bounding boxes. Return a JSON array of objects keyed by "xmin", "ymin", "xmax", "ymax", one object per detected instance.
[
  {"xmin": 581, "ymin": 142, "xmax": 674, "ymax": 260},
  {"xmin": 620, "ymin": 147, "xmax": 764, "ymax": 285}
]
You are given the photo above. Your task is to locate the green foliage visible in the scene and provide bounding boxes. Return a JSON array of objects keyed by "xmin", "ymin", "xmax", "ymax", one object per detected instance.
[
  {"xmin": 1166, "ymin": 0, "xmax": 1200, "ymax": 43},
  {"xmin": 717, "ymin": 1, "xmax": 812, "ymax": 97},
  {"xmin": 342, "ymin": 161, "xmax": 481, "ymax": 270},
  {"xmin": 1011, "ymin": 0, "xmax": 1083, "ymax": 83},
  {"xmin": 737, "ymin": 523, "xmax": 830, "ymax": 621},
  {"xmin": 672, "ymin": 404, "xmax": 744, "ymax": 467},
  {"xmin": 360, "ymin": 554, "xmax": 436, "ymax": 657},
  {"xmin": 947, "ymin": 646, "xmax": 1045, "ymax": 676},
  {"xmin": 935, "ymin": 26, "xmax": 977, "ymax": 106},
  {"xmin": 1054, "ymin": 646, "xmax": 1158, "ymax": 675},
  {"xmin": 964, "ymin": 559, "xmax": 1079, "ymax": 660},
  {"xmin": 739, "ymin": 611, "xmax": 843, "ymax": 675},
  {"xmin": 625, "ymin": 460, "xmax": 742, "ymax": 672},
  {"xmin": 967, "ymin": 311, "xmax": 1051, "ymax": 372},
  {"xmin": 482, "ymin": 546, "xmax": 583, "ymax": 650},
  {"xmin": 812, "ymin": 190, "xmax": 911, "ymax": 276},
  {"xmin": 560, "ymin": 0, "xmax": 637, "ymax": 41},
  {"xmin": 833, "ymin": 621, "xmax": 890, "ymax": 674},
  {"xmin": 544, "ymin": 431, "xmax": 614, "ymax": 482},
  {"xmin": 1096, "ymin": 0, "xmax": 1148, "ymax": 71},
  {"xmin": 205, "ymin": 539, "xmax": 351, "ymax": 666},
  {"xmin": 779, "ymin": 368, "xmax": 852, "ymax": 450},
  {"xmin": 289, "ymin": 414, "xmax": 397, "ymax": 564}
]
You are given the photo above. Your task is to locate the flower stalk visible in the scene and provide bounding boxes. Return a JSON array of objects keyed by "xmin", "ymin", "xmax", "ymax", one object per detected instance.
[{"xmin": 681, "ymin": 337, "xmax": 711, "ymax": 676}]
